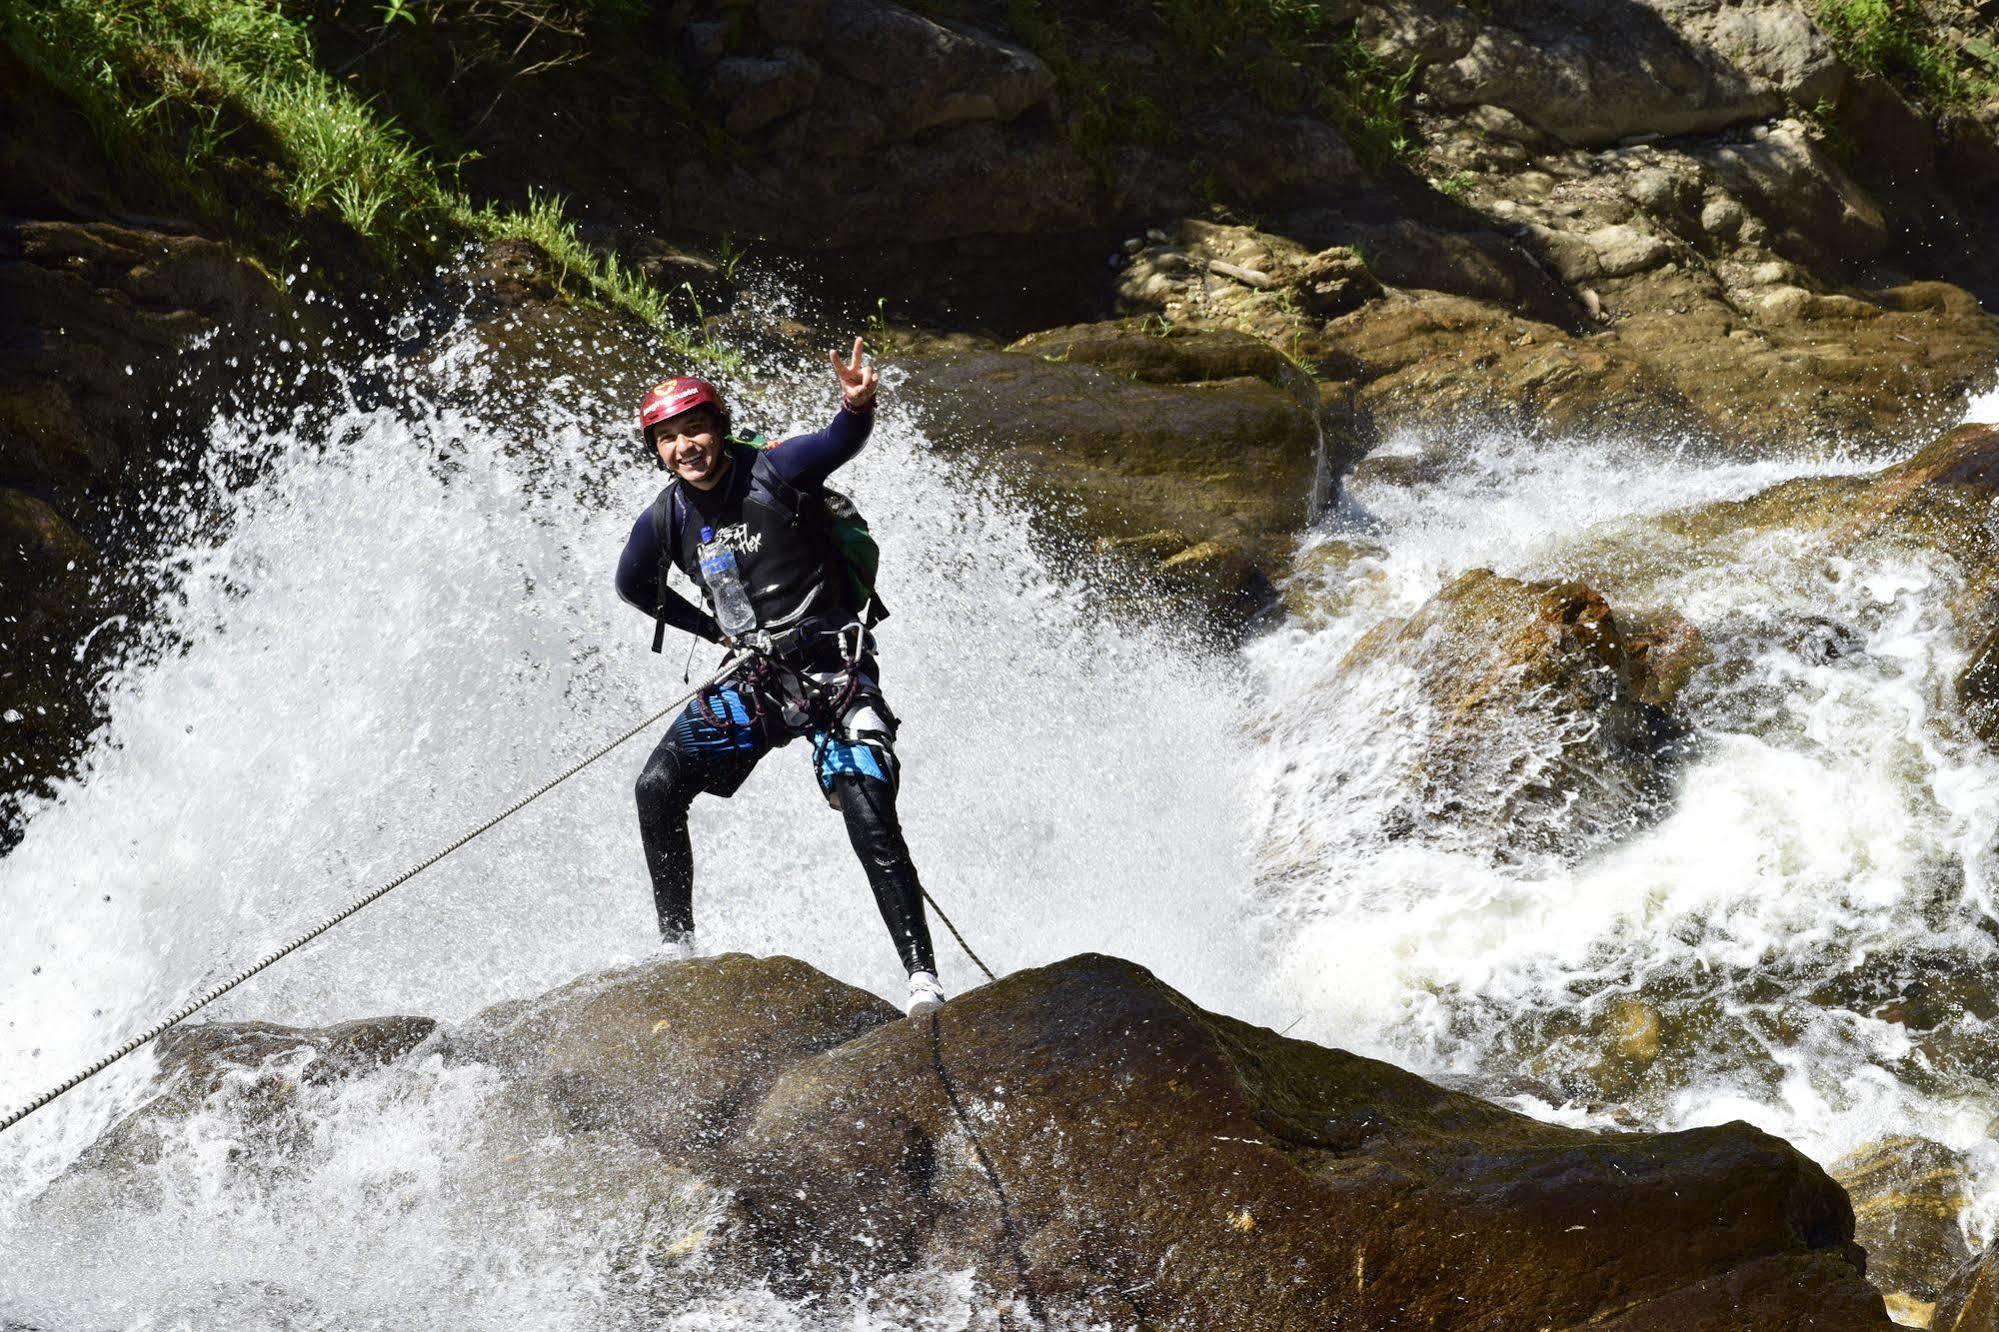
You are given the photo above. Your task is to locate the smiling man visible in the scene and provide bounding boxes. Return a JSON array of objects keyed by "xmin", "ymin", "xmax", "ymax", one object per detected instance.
[{"xmin": 613, "ymin": 340, "xmax": 946, "ymax": 1018}]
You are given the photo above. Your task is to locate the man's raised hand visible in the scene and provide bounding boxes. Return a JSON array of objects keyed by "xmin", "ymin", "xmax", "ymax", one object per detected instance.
[{"xmin": 830, "ymin": 336, "xmax": 879, "ymax": 410}]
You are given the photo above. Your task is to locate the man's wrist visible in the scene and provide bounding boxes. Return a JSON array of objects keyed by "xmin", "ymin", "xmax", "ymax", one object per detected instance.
[{"xmin": 842, "ymin": 392, "xmax": 876, "ymax": 413}]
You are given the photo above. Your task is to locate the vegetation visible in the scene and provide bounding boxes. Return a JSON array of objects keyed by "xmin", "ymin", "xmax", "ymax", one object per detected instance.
[
  {"xmin": 924, "ymin": 0, "xmax": 1422, "ymax": 176},
  {"xmin": 1, "ymin": 0, "xmax": 689, "ymax": 335},
  {"xmin": 1814, "ymin": 0, "xmax": 1996, "ymax": 112}
]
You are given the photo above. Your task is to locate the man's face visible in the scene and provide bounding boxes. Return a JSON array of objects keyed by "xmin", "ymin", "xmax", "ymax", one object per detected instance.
[{"xmin": 651, "ymin": 407, "xmax": 729, "ymax": 490}]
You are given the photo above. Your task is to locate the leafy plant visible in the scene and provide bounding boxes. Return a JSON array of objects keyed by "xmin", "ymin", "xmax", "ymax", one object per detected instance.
[{"xmin": 1814, "ymin": 0, "xmax": 1982, "ymax": 110}]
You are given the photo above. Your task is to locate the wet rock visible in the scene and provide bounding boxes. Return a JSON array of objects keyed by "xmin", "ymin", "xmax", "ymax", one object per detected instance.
[
  {"xmin": 0, "ymin": 490, "xmax": 97, "ymax": 798},
  {"xmin": 1833, "ymin": 1137, "xmax": 1973, "ymax": 1304},
  {"xmin": 896, "ymin": 332, "xmax": 1320, "ymax": 631},
  {"xmin": 1937, "ymin": 1238, "xmax": 1999, "ymax": 1331},
  {"xmin": 0, "ymin": 219, "xmax": 290, "ymax": 491},
  {"xmin": 50, "ymin": 953, "xmax": 1895, "ymax": 1328},
  {"xmin": 724, "ymin": 953, "xmax": 1888, "ymax": 1327},
  {"xmin": 70, "ymin": 1015, "xmax": 436, "ymax": 1177},
  {"xmin": 1331, "ymin": 569, "xmax": 1695, "ymax": 856},
  {"xmin": 452, "ymin": 953, "xmax": 898, "ymax": 1155}
]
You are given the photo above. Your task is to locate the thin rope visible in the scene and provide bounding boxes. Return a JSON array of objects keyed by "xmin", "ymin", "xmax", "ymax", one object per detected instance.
[
  {"xmin": 922, "ymin": 886, "xmax": 997, "ymax": 983},
  {"xmin": 0, "ymin": 656, "xmax": 750, "ymax": 1137}
]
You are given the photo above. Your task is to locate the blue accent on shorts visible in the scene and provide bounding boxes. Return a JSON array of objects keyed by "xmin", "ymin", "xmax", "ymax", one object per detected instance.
[
  {"xmin": 669, "ymin": 685, "xmax": 761, "ymax": 755},
  {"xmin": 814, "ymin": 736, "xmax": 887, "ymax": 790}
]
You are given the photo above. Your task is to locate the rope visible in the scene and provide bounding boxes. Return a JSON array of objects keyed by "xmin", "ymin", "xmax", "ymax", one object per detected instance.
[
  {"xmin": 922, "ymin": 886, "xmax": 997, "ymax": 983},
  {"xmin": 0, "ymin": 656, "xmax": 751, "ymax": 1138}
]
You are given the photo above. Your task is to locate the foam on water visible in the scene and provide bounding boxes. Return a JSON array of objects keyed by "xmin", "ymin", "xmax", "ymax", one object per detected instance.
[
  {"xmin": 1245, "ymin": 420, "xmax": 1999, "ymax": 1247},
  {"xmin": 7, "ymin": 301, "xmax": 1999, "ymax": 1324}
]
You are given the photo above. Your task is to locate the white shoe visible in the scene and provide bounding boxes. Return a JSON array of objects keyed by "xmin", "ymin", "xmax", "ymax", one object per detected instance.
[
  {"xmin": 905, "ymin": 971, "xmax": 946, "ymax": 1018},
  {"xmin": 661, "ymin": 932, "xmax": 700, "ymax": 963}
]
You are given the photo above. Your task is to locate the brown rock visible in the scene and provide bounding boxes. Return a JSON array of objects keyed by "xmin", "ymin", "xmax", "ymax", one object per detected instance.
[
  {"xmin": 69, "ymin": 1015, "xmax": 437, "ymax": 1177},
  {"xmin": 1936, "ymin": 1238, "xmax": 1999, "ymax": 1331},
  {"xmin": 1833, "ymin": 1137, "xmax": 1973, "ymax": 1304},
  {"xmin": 897, "ymin": 335, "xmax": 1320, "ymax": 631},
  {"xmin": 1331, "ymin": 569, "xmax": 1691, "ymax": 855},
  {"xmin": 466, "ymin": 954, "xmax": 899, "ymax": 1154},
  {"xmin": 725, "ymin": 953, "xmax": 1890, "ymax": 1328}
]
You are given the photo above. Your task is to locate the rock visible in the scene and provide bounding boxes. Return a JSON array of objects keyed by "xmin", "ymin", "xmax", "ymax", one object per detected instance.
[
  {"xmin": 1420, "ymin": 0, "xmax": 1783, "ymax": 147},
  {"xmin": 47, "ymin": 953, "xmax": 1896, "ymax": 1328},
  {"xmin": 456, "ymin": 953, "xmax": 898, "ymax": 1154},
  {"xmin": 1937, "ymin": 1239, "xmax": 1999, "ymax": 1331},
  {"xmin": 0, "ymin": 490, "xmax": 97, "ymax": 799},
  {"xmin": 1653, "ymin": 0, "xmax": 1849, "ymax": 106},
  {"xmin": 724, "ymin": 953, "xmax": 1888, "ymax": 1327},
  {"xmin": 1832, "ymin": 1137, "xmax": 1974, "ymax": 1304},
  {"xmin": 896, "ymin": 333, "xmax": 1320, "ymax": 631},
  {"xmin": 1312, "ymin": 290, "xmax": 1714, "ymax": 444},
  {"xmin": 69, "ymin": 1015, "xmax": 436, "ymax": 1177},
  {"xmin": 1842, "ymin": 76, "xmax": 1938, "ymax": 185},
  {"xmin": 1329, "ymin": 569, "xmax": 1693, "ymax": 856},
  {"xmin": 711, "ymin": 49, "xmax": 822, "ymax": 135},
  {"xmin": 1698, "ymin": 122, "xmax": 1889, "ymax": 265},
  {"xmin": 814, "ymin": 1, "xmax": 1053, "ymax": 136},
  {"xmin": 1701, "ymin": 193, "xmax": 1748, "ymax": 238},
  {"xmin": 0, "ymin": 219, "xmax": 288, "ymax": 491},
  {"xmin": 1586, "ymin": 221, "xmax": 1676, "ymax": 277}
]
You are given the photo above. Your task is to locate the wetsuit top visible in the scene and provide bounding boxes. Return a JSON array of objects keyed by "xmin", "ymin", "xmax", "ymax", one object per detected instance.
[{"xmin": 615, "ymin": 401, "xmax": 875, "ymax": 644}]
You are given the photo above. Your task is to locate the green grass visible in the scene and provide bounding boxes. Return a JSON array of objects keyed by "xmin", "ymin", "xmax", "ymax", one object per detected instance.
[
  {"xmin": 1815, "ymin": 0, "xmax": 1994, "ymax": 111},
  {"xmin": 2, "ymin": 0, "xmax": 691, "ymax": 337}
]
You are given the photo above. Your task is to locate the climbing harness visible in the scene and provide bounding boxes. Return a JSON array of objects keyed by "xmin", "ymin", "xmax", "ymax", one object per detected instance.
[{"xmin": 0, "ymin": 654, "xmax": 752, "ymax": 1137}]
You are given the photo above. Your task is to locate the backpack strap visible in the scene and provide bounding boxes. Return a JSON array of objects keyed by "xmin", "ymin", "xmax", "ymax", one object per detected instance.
[{"xmin": 648, "ymin": 481, "xmax": 687, "ymax": 654}]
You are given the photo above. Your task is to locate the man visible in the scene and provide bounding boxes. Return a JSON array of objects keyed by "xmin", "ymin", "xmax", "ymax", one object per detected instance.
[{"xmin": 614, "ymin": 339, "xmax": 946, "ymax": 1017}]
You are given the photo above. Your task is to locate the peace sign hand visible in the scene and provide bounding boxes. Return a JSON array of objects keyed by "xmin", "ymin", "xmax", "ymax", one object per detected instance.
[{"xmin": 830, "ymin": 336, "xmax": 879, "ymax": 411}]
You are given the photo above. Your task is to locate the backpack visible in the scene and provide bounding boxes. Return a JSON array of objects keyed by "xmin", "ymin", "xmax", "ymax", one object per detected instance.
[{"xmin": 649, "ymin": 434, "xmax": 888, "ymax": 653}]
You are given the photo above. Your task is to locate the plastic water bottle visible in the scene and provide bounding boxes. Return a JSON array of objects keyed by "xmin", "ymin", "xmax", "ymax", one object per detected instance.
[{"xmin": 697, "ymin": 526, "xmax": 758, "ymax": 640}]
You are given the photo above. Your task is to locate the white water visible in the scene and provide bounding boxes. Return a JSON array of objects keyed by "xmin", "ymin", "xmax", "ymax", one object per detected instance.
[{"xmin": 4, "ymin": 300, "xmax": 1998, "ymax": 1325}]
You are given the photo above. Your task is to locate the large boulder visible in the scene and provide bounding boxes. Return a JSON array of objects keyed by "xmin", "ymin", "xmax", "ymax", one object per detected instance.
[
  {"xmin": 1324, "ymin": 568, "xmax": 1699, "ymax": 857},
  {"xmin": 723, "ymin": 953, "xmax": 1887, "ymax": 1328}
]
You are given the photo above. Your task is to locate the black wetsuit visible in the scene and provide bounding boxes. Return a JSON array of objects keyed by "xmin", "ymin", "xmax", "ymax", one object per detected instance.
[{"xmin": 614, "ymin": 402, "xmax": 937, "ymax": 976}]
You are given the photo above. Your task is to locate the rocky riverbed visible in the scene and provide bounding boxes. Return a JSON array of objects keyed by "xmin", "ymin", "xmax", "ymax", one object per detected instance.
[
  {"xmin": 17, "ymin": 953, "xmax": 1902, "ymax": 1329},
  {"xmin": 9, "ymin": 0, "xmax": 1999, "ymax": 1328}
]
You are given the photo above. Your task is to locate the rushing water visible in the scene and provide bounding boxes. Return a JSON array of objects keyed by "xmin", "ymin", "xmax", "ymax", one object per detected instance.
[{"xmin": 3, "ymin": 296, "xmax": 1997, "ymax": 1325}]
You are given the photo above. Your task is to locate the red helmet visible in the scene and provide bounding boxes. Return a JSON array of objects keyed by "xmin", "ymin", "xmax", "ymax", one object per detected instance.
[{"xmin": 637, "ymin": 376, "xmax": 729, "ymax": 446}]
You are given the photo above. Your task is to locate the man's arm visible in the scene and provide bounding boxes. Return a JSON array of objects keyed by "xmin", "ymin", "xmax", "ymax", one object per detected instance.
[
  {"xmin": 616, "ymin": 509, "xmax": 721, "ymax": 642},
  {"xmin": 763, "ymin": 400, "xmax": 874, "ymax": 492}
]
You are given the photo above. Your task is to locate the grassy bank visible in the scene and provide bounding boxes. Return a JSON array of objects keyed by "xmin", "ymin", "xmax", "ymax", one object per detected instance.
[{"xmin": 2, "ymin": 0, "xmax": 682, "ymax": 332}]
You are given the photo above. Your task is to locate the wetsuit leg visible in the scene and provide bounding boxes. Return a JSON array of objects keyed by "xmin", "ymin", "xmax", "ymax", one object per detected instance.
[
  {"xmin": 814, "ymin": 695, "xmax": 937, "ymax": 976},
  {"xmin": 828, "ymin": 773, "xmax": 939, "ymax": 976},
  {"xmin": 634, "ymin": 685, "xmax": 769, "ymax": 942}
]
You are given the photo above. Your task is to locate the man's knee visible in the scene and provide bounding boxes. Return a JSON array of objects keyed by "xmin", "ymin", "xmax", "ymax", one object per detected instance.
[
  {"xmin": 635, "ymin": 748, "xmax": 694, "ymax": 812},
  {"xmin": 815, "ymin": 701, "xmax": 900, "ymax": 798}
]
